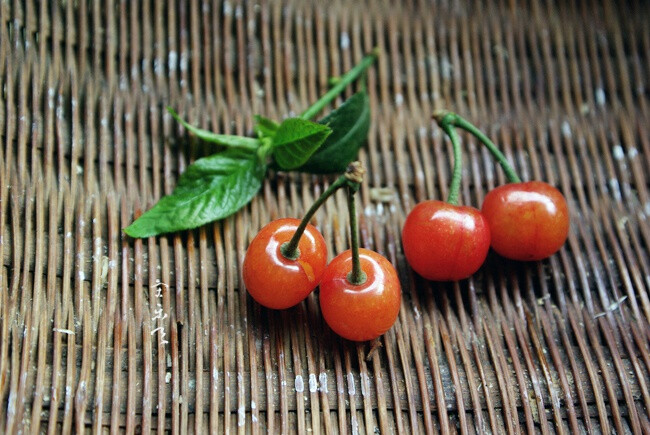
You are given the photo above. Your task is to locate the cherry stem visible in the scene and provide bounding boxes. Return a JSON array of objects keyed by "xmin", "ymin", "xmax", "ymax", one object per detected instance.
[
  {"xmin": 434, "ymin": 111, "xmax": 522, "ymax": 184},
  {"xmin": 346, "ymin": 184, "xmax": 367, "ymax": 285},
  {"xmin": 300, "ymin": 48, "xmax": 380, "ymax": 121},
  {"xmin": 280, "ymin": 176, "xmax": 348, "ymax": 260},
  {"xmin": 437, "ymin": 121, "xmax": 463, "ymax": 206},
  {"xmin": 281, "ymin": 162, "xmax": 365, "ymax": 261}
]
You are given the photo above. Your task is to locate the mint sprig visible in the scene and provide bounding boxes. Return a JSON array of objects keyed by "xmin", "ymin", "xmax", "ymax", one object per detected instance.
[{"xmin": 125, "ymin": 49, "xmax": 379, "ymax": 238}]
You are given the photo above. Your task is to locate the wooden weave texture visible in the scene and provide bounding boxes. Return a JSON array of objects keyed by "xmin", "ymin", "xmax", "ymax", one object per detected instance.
[{"xmin": 1, "ymin": 0, "xmax": 650, "ymax": 432}]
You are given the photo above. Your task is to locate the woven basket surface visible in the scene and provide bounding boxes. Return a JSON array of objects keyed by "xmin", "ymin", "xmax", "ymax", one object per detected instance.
[{"xmin": 2, "ymin": 0, "xmax": 650, "ymax": 432}]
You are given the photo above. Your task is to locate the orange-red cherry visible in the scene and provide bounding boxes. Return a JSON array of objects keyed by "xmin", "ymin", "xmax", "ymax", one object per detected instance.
[
  {"xmin": 402, "ymin": 200, "xmax": 491, "ymax": 281},
  {"xmin": 481, "ymin": 181, "xmax": 569, "ymax": 261},
  {"xmin": 243, "ymin": 218, "xmax": 327, "ymax": 309},
  {"xmin": 319, "ymin": 248, "xmax": 401, "ymax": 342}
]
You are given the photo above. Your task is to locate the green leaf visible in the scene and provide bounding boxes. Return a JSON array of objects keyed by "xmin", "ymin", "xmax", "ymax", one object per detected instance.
[
  {"xmin": 298, "ymin": 91, "xmax": 370, "ymax": 174},
  {"xmin": 168, "ymin": 107, "xmax": 259, "ymax": 150},
  {"xmin": 271, "ymin": 118, "xmax": 332, "ymax": 170},
  {"xmin": 253, "ymin": 115, "xmax": 280, "ymax": 139},
  {"xmin": 124, "ymin": 149, "xmax": 265, "ymax": 238}
]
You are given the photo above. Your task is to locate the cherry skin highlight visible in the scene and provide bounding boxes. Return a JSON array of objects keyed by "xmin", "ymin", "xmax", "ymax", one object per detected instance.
[
  {"xmin": 243, "ymin": 218, "xmax": 327, "ymax": 309},
  {"xmin": 319, "ymin": 249, "xmax": 401, "ymax": 342},
  {"xmin": 401, "ymin": 200, "xmax": 491, "ymax": 281},
  {"xmin": 481, "ymin": 181, "xmax": 569, "ymax": 261}
]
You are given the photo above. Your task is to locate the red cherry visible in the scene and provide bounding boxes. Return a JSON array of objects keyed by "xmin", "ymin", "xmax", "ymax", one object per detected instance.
[
  {"xmin": 243, "ymin": 218, "xmax": 327, "ymax": 309},
  {"xmin": 481, "ymin": 181, "xmax": 569, "ymax": 261},
  {"xmin": 401, "ymin": 200, "xmax": 491, "ymax": 281},
  {"xmin": 319, "ymin": 248, "xmax": 401, "ymax": 342}
]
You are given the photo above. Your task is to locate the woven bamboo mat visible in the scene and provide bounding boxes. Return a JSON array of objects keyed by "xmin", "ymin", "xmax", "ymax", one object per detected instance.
[{"xmin": 1, "ymin": 0, "xmax": 650, "ymax": 432}]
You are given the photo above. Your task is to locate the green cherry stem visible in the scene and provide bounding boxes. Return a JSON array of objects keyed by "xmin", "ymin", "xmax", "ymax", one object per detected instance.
[
  {"xmin": 280, "ymin": 162, "xmax": 364, "ymax": 260},
  {"xmin": 280, "ymin": 176, "xmax": 348, "ymax": 260},
  {"xmin": 346, "ymin": 181, "xmax": 367, "ymax": 285},
  {"xmin": 437, "ymin": 121, "xmax": 463, "ymax": 206},
  {"xmin": 434, "ymin": 111, "xmax": 521, "ymax": 184},
  {"xmin": 300, "ymin": 48, "xmax": 380, "ymax": 121}
]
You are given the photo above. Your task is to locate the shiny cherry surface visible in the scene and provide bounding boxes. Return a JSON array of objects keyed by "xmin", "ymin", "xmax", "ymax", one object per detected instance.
[
  {"xmin": 481, "ymin": 181, "xmax": 569, "ymax": 261},
  {"xmin": 243, "ymin": 218, "xmax": 327, "ymax": 309},
  {"xmin": 319, "ymin": 249, "xmax": 401, "ymax": 342},
  {"xmin": 401, "ymin": 200, "xmax": 491, "ymax": 281}
]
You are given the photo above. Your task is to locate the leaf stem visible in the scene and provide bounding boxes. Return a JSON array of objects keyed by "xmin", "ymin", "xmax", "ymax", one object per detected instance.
[
  {"xmin": 346, "ymin": 184, "xmax": 367, "ymax": 285},
  {"xmin": 434, "ymin": 111, "xmax": 521, "ymax": 184},
  {"xmin": 437, "ymin": 121, "xmax": 463, "ymax": 206},
  {"xmin": 168, "ymin": 107, "xmax": 260, "ymax": 151},
  {"xmin": 281, "ymin": 176, "xmax": 349, "ymax": 260},
  {"xmin": 300, "ymin": 48, "xmax": 380, "ymax": 121}
]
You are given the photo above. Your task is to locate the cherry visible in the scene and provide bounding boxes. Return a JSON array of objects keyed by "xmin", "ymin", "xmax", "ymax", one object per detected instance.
[
  {"xmin": 402, "ymin": 200, "xmax": 491, "ymax": 281},
  {"xmin": 243, "ymin": 218, "xmax": 327, "ymax": 309},
  {"xmin": 402, "ymin": 113, "xmax": 490, "ymax": 281},
  {"xmin": 481, "ymin": 181, "xmax": 569, "ymax": 261},
  {"xmin": 319, "ymin": 248, "xmax": 401, "ymax": 342},
  {"xmin": 319, "ymin": 174, "xmax": 401, "ymax": 341}
]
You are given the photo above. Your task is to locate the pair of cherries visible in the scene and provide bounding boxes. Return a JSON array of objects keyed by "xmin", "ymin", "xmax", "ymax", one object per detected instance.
[
  {"xmin": 402, "ymin": 112, "xmax": 570, "ymax": 281},
  {"xmin": 243, "ymin": 165, "xmax": 401, "ymax": 342}
]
